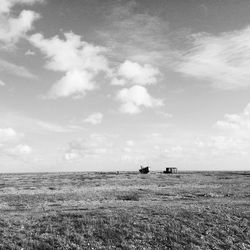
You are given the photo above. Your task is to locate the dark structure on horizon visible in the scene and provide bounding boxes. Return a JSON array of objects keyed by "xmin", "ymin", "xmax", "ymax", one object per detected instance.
[
  {"xmin": 163, "ymin": 167, "xmax": 178, "ymax": 174},
  {"xmin": 139, "ymin": 166, "xmax": 149, "ymax": 174}
]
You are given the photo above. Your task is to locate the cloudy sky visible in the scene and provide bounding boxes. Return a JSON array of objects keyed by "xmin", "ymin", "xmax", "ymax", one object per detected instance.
[{"xmin": 1, "ymin": 0, "xmax": 250, "ymax": 172}]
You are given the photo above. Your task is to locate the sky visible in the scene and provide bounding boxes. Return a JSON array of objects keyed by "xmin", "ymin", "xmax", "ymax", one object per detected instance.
[{"xmin": 1, "ymin": 0, "xmax": 250, "ymax": 172}]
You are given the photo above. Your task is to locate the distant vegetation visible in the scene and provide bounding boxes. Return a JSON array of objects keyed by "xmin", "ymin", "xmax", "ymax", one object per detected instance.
[{"xmin": 0, "ymin": 171, "xmax": 249, "ymax": 249}]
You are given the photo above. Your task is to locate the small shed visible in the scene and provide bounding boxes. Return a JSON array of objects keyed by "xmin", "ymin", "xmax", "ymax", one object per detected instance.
[
  {"xmin": 163, "ymin": 167, "xmax": 177, "ymax": 174},
  {"xmin": 139, "ymin": 166, "xmax": 150, "ymax": 174}
]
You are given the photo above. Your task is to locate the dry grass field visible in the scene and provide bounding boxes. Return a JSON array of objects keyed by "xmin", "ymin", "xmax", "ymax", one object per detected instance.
[{"xmin": 0, "ymin": 171, "xmax": 249, "ymax": 249}]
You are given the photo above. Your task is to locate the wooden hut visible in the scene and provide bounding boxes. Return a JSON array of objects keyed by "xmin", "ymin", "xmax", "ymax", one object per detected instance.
[
  {"xmin": 139, "ymin": 166, "xmax": 149, "ymax": 174},
  {"xmin": 163, "ymin": 167, "xmax": 177, "ymax": 174}
]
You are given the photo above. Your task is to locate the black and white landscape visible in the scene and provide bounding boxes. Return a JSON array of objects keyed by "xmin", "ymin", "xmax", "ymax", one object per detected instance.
[{"xmin": 0, "ymin": 0, "xmax": 249, "ymax": 249}]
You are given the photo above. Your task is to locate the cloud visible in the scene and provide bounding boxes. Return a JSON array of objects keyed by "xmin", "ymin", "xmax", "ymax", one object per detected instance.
[
  {"xmin": 36, "ymin": 120, "xmax": 71, "ymax": 133},
  {"xmin": 0, "ymin": 127, "xmax": 32, "ymax": 159},
  {"xmin": 7, "ymin": 144, "xmax": 32, "ymax": 156},
  {"xmin": 123, "ymin": 140, "xmax": 135, "ymax": 154},
  {"xmin": 99, "ymin": 1, "xmax": 173, "ymax": 65},
  {"xmin": 0, "ymin": 57, "xmax": 36, "ymax": 86},
  {"xmin": 0, "ymin": 80, "xmax": 6, "ymax": 86},
  {"xmin": 215, "ymin": 102, "xmax": 250, "ymax": 137},
  {"xmin": 0, "ymin": 0, "xmax": 42, "ymax": 48},
  {"xmin": 116, "ymin": 85, "xmax": 163, "ymax": 114},
  {"xmin": 112, "ymin": 60, "xmax": 160, "ymax": 86},
  {"xmin": 29, "ymin": 32, "xmax": 109, "ymax": 73},
  {"xmin": 47, "ymin": 70, "xmax": 96, "ymax": 98},
  {"xmin": 194, "ymin": 136, "xmax": 246, "ymax": 158},
  {"xmin": 64, "ymin": 150, "xmax": 80, "ymax": 161},
  {"xmin": 0, "ymin": 111, "xmax": 78, "ymax": 136},
  {"xmin": 0, "ymin": 10, "xmax": 40, "ymax": 46},
  {"xmin": 149, "ymin": 132, "xmax": 247, "ymax": 168},
  {"xmin": 64, "ymin": 134, "xmax": 112, "ymax": 161},
  {"xmin": 29, "ymin": 32, "xmax": 110, "ymax": 98},
  {"xmin": 0, "ymin": 58, "xmax": 35, "ymax": 78},
  {"xmin": 0, "ymin": 0, "xmax": 44, "ymax": 14},
  {"xmin": 84, "ymin": 112, "xmax": 103, "ymax": 125},
  {"xmin": 209, "ymin": 136, "xmax": 239, "ymax": 152},
  {"xmin": 0, "ymin": 128, "xmax": 18, "ymax": 142},
  {"xmin": 176, "ymin": 26, "xmax": 250, "ymax": 89},
  {"xmin": 163, "ymin": 145, "xmax": 183, "ymax": 157}
]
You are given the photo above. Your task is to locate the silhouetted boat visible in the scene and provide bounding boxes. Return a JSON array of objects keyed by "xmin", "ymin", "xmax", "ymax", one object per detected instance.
[{"xmin": 139, "ymin": 166, "xmax": 149, "ymax": 174}]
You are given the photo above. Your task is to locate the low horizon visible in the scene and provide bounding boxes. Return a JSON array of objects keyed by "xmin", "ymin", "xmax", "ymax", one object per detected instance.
[
  {"xmin": 1, "ymin": 0, "xmax": 250, "ymax": 172},
  {"xmin": 0, "ymin": 169, "xmax": 249, "ymax": 174}
]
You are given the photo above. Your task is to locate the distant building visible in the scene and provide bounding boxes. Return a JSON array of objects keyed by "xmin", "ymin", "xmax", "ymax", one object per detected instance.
[
  {"xmin": 163, "ymin": 167, "xmax": 178, "ymax": 174},
  {"xmin": 139, "ymin": 166, "xmax": 150, "ymax": 174}
]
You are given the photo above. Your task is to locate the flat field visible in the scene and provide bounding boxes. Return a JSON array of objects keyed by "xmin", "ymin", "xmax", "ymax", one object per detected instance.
[{"xmin": 0, "ymin": 171, "xmax": 249, "ymax": 249}]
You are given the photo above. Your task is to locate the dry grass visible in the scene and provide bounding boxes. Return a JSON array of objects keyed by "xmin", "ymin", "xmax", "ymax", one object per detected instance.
[{"xmin": 0, "ymin": 171, "xmax": 249, "ymax": 249}]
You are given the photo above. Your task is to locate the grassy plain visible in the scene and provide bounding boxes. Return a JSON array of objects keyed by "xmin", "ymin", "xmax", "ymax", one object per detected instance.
[{"xmin": 0, "ymin": 171, "xmax": 249, "ymax": 249}]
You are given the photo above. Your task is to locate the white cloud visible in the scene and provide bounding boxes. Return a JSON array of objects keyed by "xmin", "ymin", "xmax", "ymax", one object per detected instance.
[
  {"xmin": 123, "ymin": 140, "xmax": 135, "ymax": 154},
  {"xmin": 116, "ymin": 85, "xmax": 163, "ymax": 114},
  {"xmin": 29, "ymin": 32, "xmax": 110, "ymax": 98},
  {"xmin": 0, "ymin": 0, "xmax": 42, "ymax": 48},
  {"xmin": 195, "ymin": 136, "xmax": 245, "ymax": 157},
  {"xmin": 84, "ymin": 112, "xmax": 103, "ymax": 125},
  {"xmin": 64, "ymin": 151, "xmax": 80, "ymax": 161},
  {"xmin": 0, "ymin": 128, "xmax": 18, "ymax": 142},
  {"xmin": 116, "ymin": 60, "xmax": 160, "ymax": 86},
  {"xmin": 0, "ymin": 127, "xmax": 32, "ymax": 159},
  {"xmin": 163, "ymin": 145, "xmax": 183, "ymax": 158},
  {"xmin": 8, "ymin": 144, "xmax": 32, "ymax": 155},
  {"xmin": 209, "ymin": 136, "xmax": 238, "ymax": 152},
  {"xmin": 0, "ymin": 80, "xmax": 6, "ymax": 86},
  {"xmin": 0, "ymin": 0, "xmax": 44, "ymax": 14},
  {"xmin": 176, "ymin": 26, "xmax": 250, "ymax": 89},
  {"xmin": 215, "ymin": 103, "xmax": 250, "ymax": 137},
  {"xmin": 29, "ymin": 32, "xmax": 109, "ymax": 73},
  {"xmin": 99, "ymin": 2, "xmax": 172, "ymax": 66},
  {"xmin": 47, "ymin": 70, "xmax": 95, "ymax": 99},
  {"xmin": 64, "ymin": 134, "xmax": 112, "ymax": 161},
  {"xmin": 150, "ymin": 133, "xmax": 247, "ymax": 168},
  {"xmin": 112, "ymin": 60, "xmax": 162, "ymax": 114},
  {"xmin": 0, "ymin": 10, "xmax": 39, "ymax": 45},
  {"xmin": 36, "ymin": 120, "xmax": 71, "ymax": 133}
]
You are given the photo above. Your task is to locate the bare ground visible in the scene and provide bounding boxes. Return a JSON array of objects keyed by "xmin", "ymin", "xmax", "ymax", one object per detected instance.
[{"xmin": 0, "ymin": 171, "xmax": 249, "ymax": 249}]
